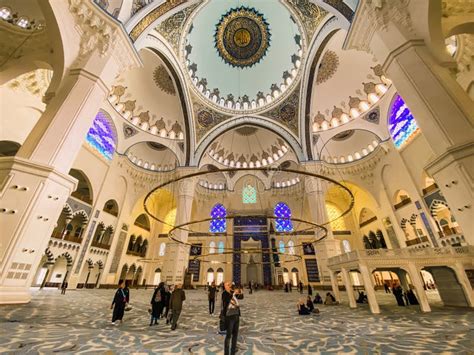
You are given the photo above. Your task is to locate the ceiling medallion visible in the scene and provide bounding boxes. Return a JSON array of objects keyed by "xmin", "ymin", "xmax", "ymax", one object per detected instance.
[
  {"xmin": 316, "ymin": 50, "xmax": 339, "ymax": 85},
  {"xmin": 153, "ymin": 65, "xmax": 176, "ymax": 95},
  {"xmin": 214, "ymin": 6, "xmax": 271, "ymax": 69}
]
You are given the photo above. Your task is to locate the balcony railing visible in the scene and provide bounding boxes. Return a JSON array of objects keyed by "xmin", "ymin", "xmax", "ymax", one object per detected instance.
[
  {"xmin": 394, "ymin": 198, "xmax": 412, "ymax": 210},
  {"xmin": 405, "ymin": 235, "xmax": 429, "ymax": 246},
  {"xmin": 90, "ymin": 241, "xmax": 111, "ymax": 250},
  {"xmin": 63, "ymin": 234, "xmax": 83, "ymax": 244},
  {"xmin": 422, "ymin": 183, "xmax": 438, "ymax": 196},
  {"xmin": 328, "ymin": 246, "xmax": 474, "ymax": 266}
]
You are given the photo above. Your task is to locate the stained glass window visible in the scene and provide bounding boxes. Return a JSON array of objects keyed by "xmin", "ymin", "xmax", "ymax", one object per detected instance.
[
  {"xmin": 242, "ymin": 184, "xmax": 257, "ymax": 204},
  {"xmin": 209, "ymin": 241, "xmax": 216, "ymax": 254},
  {"xmin": 210, "ymin": 203, "xmax": 226, "ymax": 233},
  {"xmin": 388, "ymin": 95, "xmax": 420, "ymax": 149},
  {"xmin": 278, "ymin": 240, "xmax": 285, "ymax": 253},
  {"xmin": 274, "ymin": 202, "xmax": 293, "ymax": 232},
  {"xmin": 218, "ymin": 241, "xmax": 224, "ymax": 254},
  {"xmin": 86, "ymin": 111, "xmax": 116, "ymax": 160}
]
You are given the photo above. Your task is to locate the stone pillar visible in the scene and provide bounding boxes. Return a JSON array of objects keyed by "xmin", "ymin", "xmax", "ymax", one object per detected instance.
[
  {"xmin": 329, "ymin": 270, "xmax": 341, "ymax": 302},
  {"xmin": 405, "ymin": 263, "xmax": 431, "ymax": 312},
  {"xmin": 359, "ymin": 264, "xmax": 380, "ymax": 314},
  {"xmin": 345, "ymin": 1, "xmax": 474, "ymax": 244},
  {"xmin": 40, "ymin": 263, "xmax": 55, "ymax": 289},
  {"xmin": 452, "ymin": 263, "xmax": 474, "ymax": 308},
  {"xmin": 341, "ymin": 267, "xmax": 357, "ymax": 308},
  {"xmin": 0, "ymin": 2, "xmax": 141, "ymax": 304},
  {"xmin": 161, "ymin": 179, "xmax": 195, "ymax": 285},
  {"xmin": 304, "ymin": 173, "xmax": 342, "ymax": 285}
]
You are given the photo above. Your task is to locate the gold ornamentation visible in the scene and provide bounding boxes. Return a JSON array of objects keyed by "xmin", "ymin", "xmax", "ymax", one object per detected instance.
[
  {"xmin": 316, "ymin": 50, "xmax": 339, "ymax": 84},
  {"xmin": 153, "ymin": 65, "xmax": 176, "ymax": 95}
]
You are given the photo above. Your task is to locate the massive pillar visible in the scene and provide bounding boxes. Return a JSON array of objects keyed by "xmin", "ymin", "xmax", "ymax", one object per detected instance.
[
  {"xmin": 305, "ymin": 170, "xmax": 342, "ymax": 285},
  {"xmin": 0, "ymin": 1, "xmax": 141, "ymax": 304},
  {"xmin": 341, "ymin": 267, "xmax": 357, "ymax": 308},
  {"xmin": 345, "ymin": 0, "xmax": 474, "ymax": 244},
  {"xmin": 359, "ymin": 264, "xmax": 380, "ymax": 314},
  {"xmin": 161, "ymin": 178, "xmax": 195, "ymax": 285},
  {"xmin": 405, "ymin": 263, "xmax": 431, "ymax": 312}
]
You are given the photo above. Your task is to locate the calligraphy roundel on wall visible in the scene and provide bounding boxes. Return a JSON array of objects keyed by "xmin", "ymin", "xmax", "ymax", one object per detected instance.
[{"xmin": 214, "ymin": 6, "xmax": 271, "ymax": 69}]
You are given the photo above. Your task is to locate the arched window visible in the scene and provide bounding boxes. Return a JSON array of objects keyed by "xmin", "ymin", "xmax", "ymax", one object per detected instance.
[
  {"xmin": 207, "ymin": 268, "xmax": 215, "ymax": 284},
  {"xmin": 210, "ymin": 204, "xmax": 226, "ymax": 233},
  {"xmin": 274, "ymin": 202, "xmax": 293, "ymax": 232},
  {"xmin": 342, "ymin": 240, "xmax": 351, "ymax": 253},
  {"xmin": 159, "ymin": 242, "xmax": 166, "ymax": 256},
  {"xmin": 278, "ymin": 240, "xmax": 285, "ymax": 253},
  {"xmin": 216, "ymin": 268, "xmax": 224, "ymax": 285},
  {"xmin": 242, "ymin": 184, "xmax": 257, "ymax": 204},
  {"xmin": 388, "ymin": 95, "xmax": 420, "ymax": 149},
  {"xmin": 134, "ymin": 214, "xmax": 150, "ymax": 231},
  {"xmin": 288, "ymin": 240, "xmax": 295, "ymax": 255},
  {"xmin": 86, "ymin": 111, "xmax": 117, "ymax": 160},
  {"xmin": 209, "ymin": 241, "xmax": 216, "ymax": 254},
  {"xmin": 218, "ymin": 241, "xmax": 224, "ymax": 254}
]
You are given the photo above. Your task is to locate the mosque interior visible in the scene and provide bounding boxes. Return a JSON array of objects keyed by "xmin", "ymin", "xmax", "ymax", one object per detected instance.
[{"xmin": 0, "ymin": 0, "xmax": 473, "ymax": 353}]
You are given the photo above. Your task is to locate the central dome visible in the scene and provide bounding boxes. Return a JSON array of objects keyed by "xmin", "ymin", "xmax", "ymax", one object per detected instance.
[
  {"xmin": 214, "ymin": 6, "xmax": 271, "ymax": 68},
  {"xmin": 183, "ymin": 0, "xmax": 304, "ymax": 113}
]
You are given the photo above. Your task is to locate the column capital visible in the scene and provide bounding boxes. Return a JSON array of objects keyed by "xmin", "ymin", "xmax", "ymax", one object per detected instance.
[{"xmin": 68, "ymin": 0, "xmax": 142, "ymax": 71}]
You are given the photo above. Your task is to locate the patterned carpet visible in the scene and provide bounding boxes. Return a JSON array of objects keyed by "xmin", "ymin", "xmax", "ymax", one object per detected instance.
[{"xmin": 0, "ymin": 288, "xmax": 473, "ymax": 353}]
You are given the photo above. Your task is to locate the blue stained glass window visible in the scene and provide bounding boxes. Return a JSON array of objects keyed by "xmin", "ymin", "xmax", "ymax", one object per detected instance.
[
  {"xmin": 218, "ymin": 241, "xmax": 224, "ymax": 254},
  {"xmin": 210, "ymin": 203, "xmax": 226, "ymax": 233},
  {"xmin": 274, "ymin": 202, "xmax": 293, "ymax": 232},
  {"xmin": 278, "ymin": 240, "xmax": 285, "ymax": 253},
  {"xmin": 388, "ymin": 95, "xmax": 420, "ymax": 149},
  {"xmin": 86, "ymin": 111, "xmax": 116, "ymax": 160},
  {"xmin": 242, "ymin": 185, "xmax": 257, "ymax": 204}
]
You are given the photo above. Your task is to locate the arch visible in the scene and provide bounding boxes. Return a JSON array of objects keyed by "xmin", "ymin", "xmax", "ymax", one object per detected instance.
[
  {"xmin": 393, "ymin": 189, "xmax": 411, "ymax": 205},
  {"xmin": 388, "ymin": 94, "xmax": 420, "ymax": 149},
  {"xmin": 216, "ymin": 267, "xmax": 224, "ymax": 285},
  {"xmin": 194, "ymin": 118, "xmax": 306, "ymax": 165},
  {"xmin": 69, "ymin": 169, "xmax": 94, "ymax": 205},
  {"xmin": 0, "ymin": 140, "xmax": 21, "ymax": 157},
  {"xmin": 134, "ymin": 213, "xmax": 150, "ymax": 231},
  {"xmin": 103, "ymin": 199, "xmax": 119, "ymax": 217},
  {"xmin": 274, "ymin": 202, "xmax": 293, "ymax": 232},
  {"xmin": 127, "ymin": 234, "xmax": 136, "ymax": 251},
  {"xmin": 210, "ymin": 203, "xmax": 227, "ymax": 233}
]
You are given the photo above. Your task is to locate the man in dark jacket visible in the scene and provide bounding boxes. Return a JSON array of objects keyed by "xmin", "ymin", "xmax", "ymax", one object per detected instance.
[
  {"xmin": 208, "ymin": 281, "xmax": 218, "ymax": 314},
  {"xmin": 169, "ymin": 284, "xmax": 186, "ymax": 330}
]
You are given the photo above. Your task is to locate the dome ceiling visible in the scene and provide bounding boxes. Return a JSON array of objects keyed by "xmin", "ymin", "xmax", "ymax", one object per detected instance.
[
  {"xmin": 184, "ymin": 0, "xmax": 303, "ymax": 113},
  {"xmin": 203, "ymin": 126, "xmax": 294, "ymax": 168}
]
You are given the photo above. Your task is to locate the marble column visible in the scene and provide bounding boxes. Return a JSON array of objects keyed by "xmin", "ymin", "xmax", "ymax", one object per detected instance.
[
  {"xmin": 452, "ymin": 263, "xmax": 474, "ymax": 308},
  {"xmin": 0, "ymin": 49, "xmax": 140, "ymax": 304},
  {"xmin": 329, "ymin": 270, "xmax": 341, "ymax": 302},
  {"xmin": 161, "ymin": 179, "xmax": 195, "ymax": 285},
  {"xmin": 405, "ymin": 263, "xmax": 431, "ymax": 312},
  {"xmin": 305, "ymin": 173, "xmax": 341, "ymax": 285},
  {"xmin": 341, "ymin": 267, "xmax": 357, "ymax": 309},
  {"xmin": 359, "ymin": 264, "xmax": 380, "ymax": 314},
  {"xmin": 346, "ymin": 1, "xmax": 474, "ymax": 244}
]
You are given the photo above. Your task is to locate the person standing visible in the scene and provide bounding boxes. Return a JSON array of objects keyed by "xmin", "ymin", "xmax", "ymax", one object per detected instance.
[
  {"xmin": 169, "ymin": 284, "xmax": 186, "ymax": 330},
  {"xmin": 111, "ymin": 281, "xmax": 127, "ymax": 325},
  {"xmin": 384, "ymin": 283, "xmax": 390, "ymax": 293},
  {"xmin": 123, "ymin": 281, "xmax": 131, "ymax": 307},
  {"xmin": 60, "ymin": 280, "xmax": 68, "ymax": 295},
  {"xmin": 289, "ymin": 282, "xmax": 293, "ymax": 292},
  {"xmin": 222, "ymin": 282, "xmax": 241, "ymax": 355},
  {"xmin": 162, "ymin": 283, "xmax": 171, "ymax": 323},
  {"xmin": 307, "ymin": 284, "xmax": 313, "ymax": 296},
  {"xmin": 150, "ymin": 283, "xmax": 164, "ymax": 326},
  {"xmin": 299, "ymin": 281, "xmax": 304, "ymax": 294},
  {"xmin": 208, "ymin": 281, "xmax": 218, "ymax": 315}
]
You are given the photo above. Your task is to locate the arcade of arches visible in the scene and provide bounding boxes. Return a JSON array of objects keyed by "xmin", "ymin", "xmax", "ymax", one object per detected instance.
[{"xmin": 0, "ymin": 0, "xmax": 473, "ymax": 353}]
